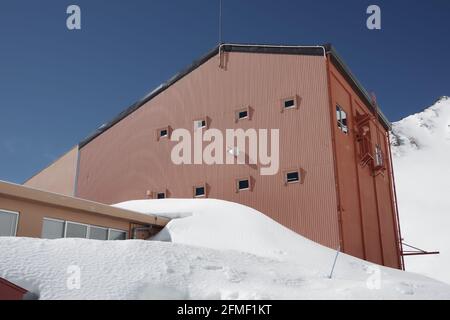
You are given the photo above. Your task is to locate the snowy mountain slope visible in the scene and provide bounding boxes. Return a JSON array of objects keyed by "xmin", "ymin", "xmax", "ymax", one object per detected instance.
[
  {"xmin": 391, "ymin": 96, "xmax": 450, "ymax": 284},
  {"xmin": 1, "ymin": 199, "xmax": 449, "ymax": 299}
]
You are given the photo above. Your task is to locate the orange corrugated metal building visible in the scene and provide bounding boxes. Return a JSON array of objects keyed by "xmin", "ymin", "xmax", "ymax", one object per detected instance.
[{"xmin": 23, "ymin": 44, "xmax": 403, "ymax": 269}]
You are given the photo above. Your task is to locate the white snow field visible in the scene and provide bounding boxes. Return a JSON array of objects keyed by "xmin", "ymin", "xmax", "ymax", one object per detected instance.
[
  {"xmin": 391, "ymin": 96, "xmax": 450, "ymax": 284},
  {"xmin": 1, "ymin": 199, "xmax": 450, "ymax": 299}
]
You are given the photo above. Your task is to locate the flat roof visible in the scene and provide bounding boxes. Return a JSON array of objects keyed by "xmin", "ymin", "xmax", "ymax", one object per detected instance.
[
  {"xmin": 0, "ymin": 180, "xmax": 170, "ymax": 227},
  {"xmin": 79, "ymin": 43, "xmax": 391, "ymax": 148}
]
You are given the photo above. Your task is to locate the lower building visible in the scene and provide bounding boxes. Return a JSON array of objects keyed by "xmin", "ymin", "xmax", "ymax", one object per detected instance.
[{"xmin": 0, "ymin": 180, "xmax": 168, "ymax": 240}]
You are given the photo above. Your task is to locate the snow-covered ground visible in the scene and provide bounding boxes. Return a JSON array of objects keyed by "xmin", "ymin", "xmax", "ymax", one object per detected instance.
[
  {"xmin": 1, "ymin": 199, "xmax": 450, "ymax": 299},
  {"xmin": 391, "ymin": 96, "xmax": 450, "ymax": 285}
]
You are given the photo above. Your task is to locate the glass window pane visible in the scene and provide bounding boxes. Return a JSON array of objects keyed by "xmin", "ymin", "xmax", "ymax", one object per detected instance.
[
  {"xmin": 238, "ymin": 179, "xmax": 249, "ymax": 190},
  {"xmin": 108, "ymin": 230, "xmax": 126, "ymax": 240},
  {"xmin": 195, "ymin": 187, "xmax": 205, "ymax": 197},
  {"xmin": 65, "ymin": 222, "xmax": 88, "ymax": 238},
  {"xmin": 336, "ymin": 106, "xmax": 342, "ymax": 121},
  {"xmin": 0, "ymin": 210, "xmax": 18, "ymax": 237},
  {"xmin": 42, "ymin": 219, "xmax": 65, "ymax": 239},
  {"xmin": 286, "ymin": 172, "xmax": 300, "ymax": 183},
  {"xmin": 284, "ymin": 99, "xmax": 295, "ymax": 109},
  {"xmin": 157, "ymin": 192, "xmax": 166, "ymax": 199},
  {"xmin": 89, "ymin": 226, "xmax": 108, "ymax": 240},
  {"xmin": 160, "ymin": 129, "xmax": 168, "ymax": 137}
]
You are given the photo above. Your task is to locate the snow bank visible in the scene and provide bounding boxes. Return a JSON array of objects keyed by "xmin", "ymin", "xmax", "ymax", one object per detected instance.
[
  {"xmin": 115, "ymin": 199, "xmax": 340, "ymax": 268},
  {"xmin": 1, "ymin": 198, "xmax": 446, "ymax": 300},
  {"xmin": 392, "ymin": 96, "xmax": 450, "ymax": 284}
]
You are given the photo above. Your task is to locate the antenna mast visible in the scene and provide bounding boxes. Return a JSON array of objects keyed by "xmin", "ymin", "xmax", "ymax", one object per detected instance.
[{"xmin": 219, "ymin": 0, "xmax": 223, "ymax": 44}]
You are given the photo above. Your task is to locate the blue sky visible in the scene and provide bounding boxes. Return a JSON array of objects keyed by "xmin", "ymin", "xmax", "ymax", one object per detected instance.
[{"xmin": 0, "ymin": 0, "xmax": 449, "ymax": 183}]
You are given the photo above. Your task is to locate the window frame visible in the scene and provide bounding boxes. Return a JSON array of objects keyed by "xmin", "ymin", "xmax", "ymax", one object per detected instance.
[
  {"xmin": 156, "ymin": 191, "xmax": 167, "ymax": 199},
  {"xmin": 156, "ymin": 126, "xmax": 171, "ymax": 141},
  {"xmin": 336, "ymin": 105, "xmax": 349, "ymax": 134},
  {"xmin": 41, "ymin": 218, "xmax": 128, "ymax": 241},
  {"xmin": 193, "ymin": 117, "xmax": 208, "ymax": 131},
  {"xmin": 374, "ymin": 144, "xmax": 384, "ymax": 169},
  {"xmin": 108, "ymin": 228, "xmax": 128, "ymax": 241},
  {"xmin": 88, "ymin": 225, "xmax": 109, "ymax": 240},
  {"xmin": 281, "ymin": 95, "xmax": 300, "ymax": 112},
  {"xmin": 236, "ymin": 177, "xmax": 252, "ymax": 192},
  {"xmin": 0, "ymin": 209, "xmax": 19, "ymax": 237},
  {"xmin": 235, "ymin": 106, "xmax": 251, "ymax": 122},
  {"xmin": 42, "ymin": 217, "xmax": 66, "ymax": 239},
  {"xmin": 285, "ymin": 170, "xmax": 300, "ymax": 184},
  {"xmin": 64, "ymin": 220, "xmax": 89, "ymax": 239},
  {"xmin": 193, "ymin": 184, "xmax": 207, "ymax": 198}
]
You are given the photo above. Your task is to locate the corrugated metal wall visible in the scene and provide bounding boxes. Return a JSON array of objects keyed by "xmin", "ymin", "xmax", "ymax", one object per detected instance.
[
  {"xmin": 76, "ymin": 52, "xmax": 341, "ymax": 249},
  {"xmin": 328, "ymin": 61, "xmax": 401, "ymax": 268}
]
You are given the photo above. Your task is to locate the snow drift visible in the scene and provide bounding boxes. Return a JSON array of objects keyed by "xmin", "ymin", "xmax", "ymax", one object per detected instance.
[
  {"xmin": 1, "ymin": 199, "xmax": 450, "ymax": 299},
  {"xmin": 391, "ymin": 96, "xmax": 450, "ymax": 284}
]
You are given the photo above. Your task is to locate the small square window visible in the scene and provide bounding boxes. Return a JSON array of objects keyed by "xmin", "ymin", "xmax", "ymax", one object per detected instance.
[
  {"xmin": 194, "ymin": 119, "xmax": 207, "ymax": 130},
  {"xmin": 284, "ymin": 99, "xmax": 295, "ymax": 109},
  {"xmin": 194, "ymin": 186, "xmax": 206, "ymax": 198},
  {"xmin": 238, "ymin": 110, "xmax": 248, "ymax": 119},
  {"xmin": 157, "ymin": 127, "xmax": 170, "ymax": 140},
  {"xmin": 157, "ymin": 192, "xmax": 166, "ymax": 199},
  {"xmin": 237, "ymin": 179, "xmax": 250, "ymax": 191},
  {"xmin": 160, "ymin": 129, "xmax": 168, "ymax": 137},
  {"xmin": 286, "ymin": 171, "xmax": 300, "ymax": 183},
  {"xmin": 281, "ymin": 96, "xmax": 300, "ymax": 112},
  {"xmin": 235, "ymin": 107, "xmax": 250, "ymax": 121}
]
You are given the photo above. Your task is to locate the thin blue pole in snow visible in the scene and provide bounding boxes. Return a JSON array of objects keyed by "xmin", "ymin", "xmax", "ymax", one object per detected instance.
[{"xmin": 329, "ymin": 245, "xmax": 341, "ymax": 279}]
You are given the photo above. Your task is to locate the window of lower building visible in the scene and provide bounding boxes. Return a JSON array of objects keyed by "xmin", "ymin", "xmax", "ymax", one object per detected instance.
[
  {"xmin": 42, "ymin": 218, "xmax": 65, "ymax": 239},
  {"xmin": 194, "ymin": 186, "xmax": 206, "ymax": 198},
  {"xmin": 65, "ymin": 222, "xmax": 88, "ymax": 239},
  {"xmin": 336, "ymin": 105, "xmax": 349, "ymax": 134},
  {"xmin": 286, "ymin": 171, "xmax": 300, "ymax": 184},
  {"xmin": 89, "ymin": 226, "xmax": 109, "ymax": 240},
  {"xmin": 41, "ymin": 218, "xmax": 127, "ymax": 241},
  {"xmin": 109, "ymin": 229, "xmax": 127, "ymax": 240},
  {"xmin": 237, "ymin": 178, "xmax": 250, "ymax": 191},
  {"xmin": 0, "ymin": 209, "xmax": 18, "ymax": 237}
]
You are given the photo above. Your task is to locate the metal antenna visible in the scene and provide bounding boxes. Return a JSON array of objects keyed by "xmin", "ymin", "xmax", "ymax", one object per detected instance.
[{"xmin": 219, "ymin": 0, "xmax": 223, "ymax": 44}]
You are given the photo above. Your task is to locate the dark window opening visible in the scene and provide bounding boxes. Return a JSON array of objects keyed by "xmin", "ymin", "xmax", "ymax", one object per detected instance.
[
  {"xmin": 336, "ymin": 105, "xmax": 349, "ymax": 134},
  {"xmin": 157, "ymin": 192, "xmax": 166, "ymax": 199},
  {"xmin": 286, "ymin": 171, "xmax": 300, "ymax": 183},
  {"xmin": 194, "ymin": 186, "xmax": 205, "ymax": 198},
  {"xmin": 284, "ymin": 99, "xmax": 296, "ymax": 109},
  {"xmin": 238, "ymin": 179, "xmax": 250, "ymax": 191},
  {"xmin": 238, "ymin": 110, "xmax": 248, "ymax": 120},
  {"xmin": 159, "ymin": 129, "xmax": 168, "ymax": 138}
]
